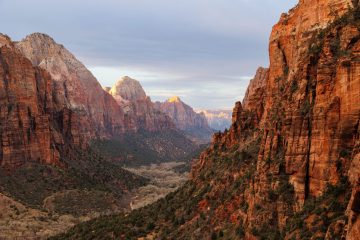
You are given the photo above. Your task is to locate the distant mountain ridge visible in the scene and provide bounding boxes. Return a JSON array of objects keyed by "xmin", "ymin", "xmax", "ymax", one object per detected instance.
[
  {"xmin": 196, "ymin": 109, "xmax": 232, "ymax": 131},
  {"xmin": 155, "ymin": 96, "xmax": 214, "ymax": 143},
  {"xmin": 12, "ymin": 33, "xmax": 197, "ymax": 167}
]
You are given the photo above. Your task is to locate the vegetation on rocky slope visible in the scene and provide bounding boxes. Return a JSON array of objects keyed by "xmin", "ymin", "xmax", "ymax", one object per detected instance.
[
  {"xmin": 51, "ymin": 135, "xmax": 352, "ymax": 240},
  {"xmin": 0, "ymin": 148, "xmax": 148, "ymax": 211},
  {"xmin": 91, "ymin": 129, "xmax": 203, "ymax": 166},
  {"xmin": 52, "ymin": 4, "xmax": 360, "ymax": 240}
]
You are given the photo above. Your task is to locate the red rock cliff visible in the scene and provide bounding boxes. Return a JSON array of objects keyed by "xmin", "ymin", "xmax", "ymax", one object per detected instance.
[
  {"xmin": 261, "ymin": 0, "xmax": 358, "ymax": 203},
  {"xmin": 15, "ymin": 33, "xmax": 130, "ymax": 137},
  {"xmin": 0, "ymin": 36, "xmax": 85, "ymax": 169},
  {"xmin": 194, "ymin": 0, "xmax": 360, "ymax": 238}
]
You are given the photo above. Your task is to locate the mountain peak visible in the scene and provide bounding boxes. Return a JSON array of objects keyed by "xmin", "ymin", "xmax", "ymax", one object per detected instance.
[
  {"xmin": 110, "ymin": 76, "xmax": 147, "ymax": 102},
  {"xmin": 22, "ymin": 33, "xmax": 56, "ymax": 44},
  {"xmin": 15, "ymin": 32, "xmax": 73, "ymax": 67},
  {"xmin": 116, "ymin": 76, "xmax": 141, "ymax": 86},
  {"xmin": 167, "ymin": 96, "xmax": 182, "ymax": 103}
]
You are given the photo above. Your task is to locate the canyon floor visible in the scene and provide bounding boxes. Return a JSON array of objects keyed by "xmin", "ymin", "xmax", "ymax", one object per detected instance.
[
  {"xmin": 125, "ymin": 161, "xmax": 190, "ymax": 210},
  {"xmin": 0, "ymin": 161, "xmax": 189, "ymax": 239}
]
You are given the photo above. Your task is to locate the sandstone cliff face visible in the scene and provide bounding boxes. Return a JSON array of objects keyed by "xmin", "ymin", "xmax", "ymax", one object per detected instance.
[
  {"xmin": 15, "ymin": 33, "xmax": 129, "ymax": 137},
  {"xmin": 242, "ymin": 67, "xmax": 268, "ymax": 118},
  {"xmin": 108, "ymin": 76, "xmax": 174, "ymax": 132},
  {"xmin": 109, "ymin": 76, "xmax": 147, "ymax": 103},
  {"xmin": 155, "ymin": 96, "xmax": 214, "ymax": 142},
  {"xmin": 347, "ymin": 122, "xmax": 360, "ymax": 240},
  {"xmin": 204, "ymin": 0, "xmax": 360, "ymax": 238},
  {"xmin": 0, "ymin": 40, "xmax": 75, "ymax": 168},
  {"xmin": 260, "ymin": 0, "xmax": 357, "ymax": 204}
]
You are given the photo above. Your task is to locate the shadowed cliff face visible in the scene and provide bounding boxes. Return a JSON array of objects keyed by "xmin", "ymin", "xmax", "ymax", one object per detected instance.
[
  {"xmin": 15, "ymin": 33, "xmax": 130, "ymax": 137},
  {"xmin": 0, "ymin": 38, "xmax": 80, "ymax": 168}
]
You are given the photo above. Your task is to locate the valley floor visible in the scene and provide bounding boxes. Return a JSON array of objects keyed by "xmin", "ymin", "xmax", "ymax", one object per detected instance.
[
  {"xmin": 0, "ymin": 161, "xmax": 189, "ymax": 239},
  {"xmin": 125, "ymin": 161, "xmax": 189, "ymax": 210}
]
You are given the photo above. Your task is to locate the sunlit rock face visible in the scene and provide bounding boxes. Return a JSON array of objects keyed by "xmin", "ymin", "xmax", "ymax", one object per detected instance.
[
  {"xmin": 109, "ymin": 76, "xmax": 147, "ymax": 106},
  {"xmin": 24, "ymin": 1, "xmax": 360, "ymax": 239},
  {"xmin": 155, "ymin": 96, "xmax": 214, "ymax": 142},
  {"xmin": 192, "ymin": 0, "xmax": 360, "ymax": 238},
  {"xmin": 241, "ymin": 67, "xmax": 269, "ymax": 128},
  {"xmin": 261, "ymin": 0, "xmax": 356, "ymax": 204},
  {"xmin": 156, "ymin": 96, "xmax": 210, "ymax": 131},
  {"xmin": 108, "ymin": 76, "xmax": 175, "ymax": 132},
  {"xmin": 15, "ymin": 33, "xmax": 128, "ymax": 137}
]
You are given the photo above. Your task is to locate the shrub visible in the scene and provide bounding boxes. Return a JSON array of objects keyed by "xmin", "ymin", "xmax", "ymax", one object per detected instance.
[
  {"xmin": 236, "ymin": 226, "xmax": 245, "ymax": 237},
  {"xmin": 309, "ymin": 43, "xmax": 323, "ymax": 56},
  {"xmin": 268, "ymin": 189, "xmax": 278, "ymax": 201},
  {"xmin": 251, "ymin": 227, "xmax": 259, "ymax": 236},
  {"xmin": 339, "ymin": 149, "xmax": 351, "ymax": 158},
  {"xmin": 146, "ymin": 222, "xmax": 155, "ymax": 231},
  {"xmin": 290, "ymin": 81, "xmax": 298, "ymax": 94}
]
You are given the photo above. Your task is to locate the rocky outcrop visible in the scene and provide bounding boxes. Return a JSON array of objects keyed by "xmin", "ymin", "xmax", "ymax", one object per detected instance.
[
  {"xmin": 155, "ymin": 96, "xmax": 214, "ymax": 142},
  {"xmin": 107, "ymin": 76, "xmax": 174, "ymax": 132},
  {"xmin": 109, "ymin": 76, "xmax": 147, "ymax": 103},
  {"xmin": 15, "ymin": 33, "xmax": 129, "ymax": 137},
  {"xmin": 242, "ymin": 67, "xmax": 268, "ymax": 120},
  {"xmin": 195, "ymin": 109, "xmax": 232, "ymax": 131}
]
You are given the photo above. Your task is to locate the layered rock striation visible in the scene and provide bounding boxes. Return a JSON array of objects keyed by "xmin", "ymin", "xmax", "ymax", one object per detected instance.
[
  {"xmin": 202, "ymin": 0, "xmax": 360, "ymax": 238},
  {"xmin": 0, "ymin": 36, "xmax": 76, "ymax": 168}
]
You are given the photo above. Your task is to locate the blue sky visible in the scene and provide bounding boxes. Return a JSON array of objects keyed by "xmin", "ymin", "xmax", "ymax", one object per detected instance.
[{"xmin": 0, "ymin": 0, "xmax": 298, "ymax": 109}]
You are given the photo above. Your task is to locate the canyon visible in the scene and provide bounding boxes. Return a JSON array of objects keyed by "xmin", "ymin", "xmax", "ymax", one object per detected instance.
[
  {"xmin": 0, "ymin": 32, "xmax": 205, "ymax": 239},
  {"xmin": 53, "ymin": 1, "xmax": 360, "ymax": 239},
  {"xmin": 1, "ymin": 0, "xmax": 360, "ymax": 239}
]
